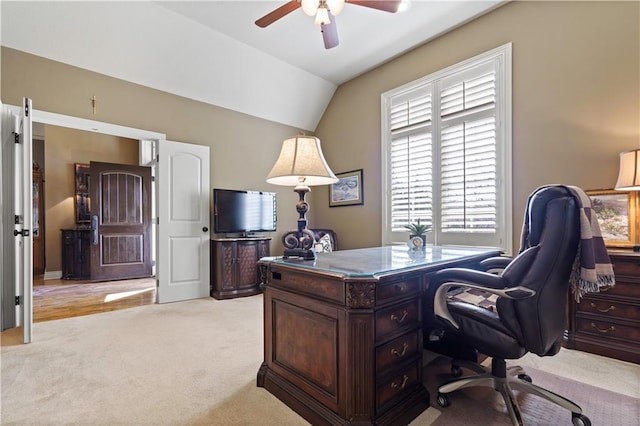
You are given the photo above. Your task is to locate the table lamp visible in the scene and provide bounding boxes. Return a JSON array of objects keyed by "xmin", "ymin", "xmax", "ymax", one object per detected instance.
[
  {"xmin": 266, "ymin": 135, "xmax": 338, "ymax": 259},
  {"xmin": 614, "ymin": 148, "xmax": 640, "ymax": 251}
]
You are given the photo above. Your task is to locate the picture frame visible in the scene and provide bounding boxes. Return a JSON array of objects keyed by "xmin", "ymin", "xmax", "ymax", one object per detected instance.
[
  {"xmin": 586, "ymin": 189, "xmax": 637, "ymax": 248},
  {"xmin": 74, "ymin": 163, "xmax": 91, "ymax": 224},
  {"xmin": 329, "ymin": 169, "xmax": 364, "ymax": 207}
]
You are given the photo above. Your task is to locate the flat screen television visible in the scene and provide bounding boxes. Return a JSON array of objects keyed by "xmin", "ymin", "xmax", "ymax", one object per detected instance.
[{"xmin": 213, "ymin": 188, "xmax": 277, "ymax": 235}]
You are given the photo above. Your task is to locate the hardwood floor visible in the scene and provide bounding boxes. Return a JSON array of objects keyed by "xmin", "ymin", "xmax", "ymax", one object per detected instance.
[{"xmin": 33, "ymin": 276, "xmax": 156, "ymax": 322}]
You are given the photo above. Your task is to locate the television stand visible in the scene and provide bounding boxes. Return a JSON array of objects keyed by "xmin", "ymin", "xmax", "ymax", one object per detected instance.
[
  {"xmin": 241, "ymin": 232, "xmax": 261, "ymax": 238},
  {"xmin": 210, "ymin": 237, "xmax": 271, "ymax": 300}
]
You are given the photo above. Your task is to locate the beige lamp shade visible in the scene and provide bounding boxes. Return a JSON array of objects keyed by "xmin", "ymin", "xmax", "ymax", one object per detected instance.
[
  {"xmin": 266, "ymin": 135, "xmax": 338, "ymax": 187},
  {"xmin": 615, "ymin": 149, "xmax": 640, "ymax": 190}
]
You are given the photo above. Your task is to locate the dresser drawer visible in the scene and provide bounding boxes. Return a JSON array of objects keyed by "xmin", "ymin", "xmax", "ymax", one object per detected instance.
[
  {"xmin": 577, "ymin": 297, "xmax": 639, "ymax": 320},
  {"xmin": 612, "ymin": 257, "xmax": 640, "ymax": 279},
  {"xmin": 375, "ymin": 299, "xmax": 420, "ymax": 342},
  {"xmin": 576, "ymin": 317, "xmax": 640, "ymax": 342},
  {"xmin": 376, "ymin": 330, "xmax": 421, "ymax": 372},
  {"xmin": 376, "ymin": 360, "xmax": 421, "ymax": 410},
  {"xmin": 377, "ymin": 278, "xmax": 421, "ymax": 306},
  {"xmin": 596, "ymin": 280, "xmax": 640, "ymax": 299}
]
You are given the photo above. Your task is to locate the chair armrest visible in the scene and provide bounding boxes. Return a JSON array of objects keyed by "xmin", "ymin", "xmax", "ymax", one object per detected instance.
[
  {"xmin": 479, "ymin": 256, "xmax": 513, "ymax": 274},
  {"xmin": 430, "ymin": 268, "xmax": 536, "ymax": 330}
]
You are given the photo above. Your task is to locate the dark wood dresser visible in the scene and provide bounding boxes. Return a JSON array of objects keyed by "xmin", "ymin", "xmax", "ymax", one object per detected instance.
[
  {"xmin": 210, "ymin": 237, "xmax": 270, "ymax": 300},
  {"xmin": 61, "ymin": 228, "xmax": 91, "ymax": 279},
  {"xmin": 257, "ymin": 245, "xmax": 501, "ymax": 425},
  {"xmin": 564, "ymin": 250, "xmax": 640, "ymax": 364}
]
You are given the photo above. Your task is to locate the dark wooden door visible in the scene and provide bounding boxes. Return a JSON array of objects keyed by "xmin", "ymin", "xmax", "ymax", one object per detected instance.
[{"xmin": 89, "ymin": 161, "xmax": 152, "ymax": 281}]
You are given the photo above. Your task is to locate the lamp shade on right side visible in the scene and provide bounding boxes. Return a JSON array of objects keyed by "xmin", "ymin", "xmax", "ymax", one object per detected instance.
[{"xmin": 615, "ymin": 149, "xmax": 640, "ymax": 190}]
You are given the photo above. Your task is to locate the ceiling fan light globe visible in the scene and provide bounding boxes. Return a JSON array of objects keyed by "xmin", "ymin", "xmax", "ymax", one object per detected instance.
[
  {"xmin": 398, "ymin": 0, "xmax": 410, "ymax": 13},
  {"xmin": 301, "ymin": 0, "xmax": 319, "ymax": 16},
  {"xmin": 327, "ymin": 0, "xmax": 345, "ymax": 16},
  {"xmin": 314, "ymin": 7, "xmax": 331, "ymax": 25}
]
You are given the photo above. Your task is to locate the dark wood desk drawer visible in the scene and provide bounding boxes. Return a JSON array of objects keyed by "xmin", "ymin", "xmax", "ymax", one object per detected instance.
[
  {"xmin": 578, "ymin": 297, "xmax": 638, "ymax": 319},
  {"xmin": 375, "ymin": 299, "xmax": 420, "ymax": 341},
  {"xmin": 576, "ymin": 317, "xmax": 640, "ymax": 342},
  {"xmin": 597, "ymin": 280, "xmax": 640, "ymax": 299},
  {"xmin": 377, "ymin": 278, "xmax": 421, "ymax": 305},
  {"xmin": 376, "ymin": 360, "xmax": 421, "ymax": 410},
  {"xmin": 612, "ymin": 258, "xmax": 640, "ymax": 278},
  {"xmin": 376, "ymin": 330, "xmax": 420, "ymax": 372}
]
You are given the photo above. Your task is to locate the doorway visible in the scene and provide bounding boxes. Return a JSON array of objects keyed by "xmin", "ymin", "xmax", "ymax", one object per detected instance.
[
  {"xmin": 34, "ymin": 124, "xmax": 155, "ymax": 319},
  {"xmin": 3, "ymin": 102, "xmax": 211, "ymax": 338}
]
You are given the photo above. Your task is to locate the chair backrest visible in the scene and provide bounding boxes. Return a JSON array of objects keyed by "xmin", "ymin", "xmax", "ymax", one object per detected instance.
[{"xmin": 498, "ymin": 186, "xmax": 581, "ymax": 356}]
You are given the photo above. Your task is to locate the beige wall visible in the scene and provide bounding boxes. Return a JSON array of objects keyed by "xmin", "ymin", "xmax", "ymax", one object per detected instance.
[
  {"xmin": 43, "ymin": 125, "xmax": 138, "ymax": 271},
  {"xmin": 3, "ymin": 1, "xmax": 639, "ymax": 257},
  {"xmin": 2, "ymin": 47, "xmax": 302, "ymax": 258},
  {"xmin": 313, "ymin": 1, "xmax": 640, "ymax": 251}
]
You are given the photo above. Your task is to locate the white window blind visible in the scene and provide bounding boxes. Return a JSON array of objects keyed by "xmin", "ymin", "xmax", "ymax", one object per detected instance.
[
  {"xmin": 389, "ymin": 90, "xmax": 433, "ymax": 231},
  {"xmin": 381, "ymin": 44, "xmax": 512, "ymax": 253},
  {"xmin": 440, "ymin": 70, "xmax": 497, "ymax": 233}
]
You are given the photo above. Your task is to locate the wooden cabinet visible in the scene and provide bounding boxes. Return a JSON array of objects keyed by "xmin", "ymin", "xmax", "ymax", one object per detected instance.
[
  {"xmin": 61, "ymin": 229, "xmax": 91, "ymax": 279},
  {"xmin": 210, "ymin": 238, "xmax": 270, "ymax": 300},
  {"xmin": 564, "ymin": 250, "xmax": 640, "ymax": 364}
]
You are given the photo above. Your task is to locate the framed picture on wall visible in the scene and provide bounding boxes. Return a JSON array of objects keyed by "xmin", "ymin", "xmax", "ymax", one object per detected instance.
[
  {"xmin": 75, "ymin": 163, "xmax": 91, "ymax": 224},
  {"xmin": 329, "ymin": 169, "xmax": 364, "ymax": 207},
  {"xmin": 586, "ymin": 189, "xmax": 638, "ymax": 248}
]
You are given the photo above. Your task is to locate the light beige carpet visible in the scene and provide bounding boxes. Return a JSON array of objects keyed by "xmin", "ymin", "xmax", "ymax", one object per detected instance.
[
  {"xmin": 1, "ymin": 296, "xmax": 306, "ymax": 425},
  {"xmin": 1, "ymin": 295, "xmax": 638, "ymax": 425}
]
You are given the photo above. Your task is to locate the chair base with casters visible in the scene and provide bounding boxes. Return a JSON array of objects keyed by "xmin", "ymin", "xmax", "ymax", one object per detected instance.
[{"xmin": 435, "ymin": 356, "xmax": 591, "ymax": 426}]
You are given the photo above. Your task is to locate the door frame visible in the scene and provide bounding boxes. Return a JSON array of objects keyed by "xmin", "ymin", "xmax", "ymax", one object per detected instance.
[{"xmin": 3, "ymin": 105, "xmax": 166, "ymax": 331}]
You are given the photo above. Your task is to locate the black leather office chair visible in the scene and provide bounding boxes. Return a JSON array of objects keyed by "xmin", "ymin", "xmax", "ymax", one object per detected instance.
[{"xmin": 424, "ymin": 186, "xmax": 591, "ymax": 426}]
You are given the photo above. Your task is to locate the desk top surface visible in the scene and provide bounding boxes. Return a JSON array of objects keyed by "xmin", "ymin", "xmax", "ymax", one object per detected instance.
[{"xmin": 260, "ymin": 245, "xmax": 501, "ymax": 278}]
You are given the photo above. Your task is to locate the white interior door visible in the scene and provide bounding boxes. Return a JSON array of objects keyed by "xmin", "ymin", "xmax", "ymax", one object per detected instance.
[
  {"xmin": 157, "ymin": 140, "xmax": 210, "ymax": 303},
  {"xmin": 1, "ymin": 103, "xmax": 17, "ymax": 331},
  {"xmin": 14, "ymin": 98, "xmax": 33, "ymax": 343}
]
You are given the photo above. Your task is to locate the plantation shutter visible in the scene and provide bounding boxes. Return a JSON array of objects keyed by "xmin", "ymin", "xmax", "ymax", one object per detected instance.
[
  {"xmin": 382, "ymin": 44, "xmax": 511, "ymax": 251},
  {"xmin": 389, "ymin": 89, "xmax": 433, "ymax": 231},
  {"xmin": 440, "ymin": 65, "xmax": 497, "ymax": 234}
]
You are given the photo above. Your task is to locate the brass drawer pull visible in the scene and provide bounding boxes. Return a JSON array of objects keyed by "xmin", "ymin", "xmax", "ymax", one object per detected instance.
[
  {"xmin": 590, "ymin": 323, "xmax": 615, "ymax": 333},
  {"xmin": 391, "ymin": 343, "xmax": 409, "ymax": 357},
  {"xmin": 395, "ymin": 283, "xmax": 408, "ymax": 292},
  {"xmin": 589, "ymin": 302, "xmax": 616, "ymax": 313},
  {"xmin": 391, "ymin": 310, "xmax": 409, "ymax": 323},
  {"xmin": 391, "ymin": 375, "xmax": 409, "ymax": 390}
]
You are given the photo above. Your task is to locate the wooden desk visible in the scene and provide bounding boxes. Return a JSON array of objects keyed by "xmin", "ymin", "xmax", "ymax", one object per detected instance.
[{"xmin": 257, "ymin": 245, "xmax": 501, "ymax": 425}]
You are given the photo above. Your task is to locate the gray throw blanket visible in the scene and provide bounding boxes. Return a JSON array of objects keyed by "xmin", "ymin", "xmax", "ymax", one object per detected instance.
[{"xmin": 522, "ymin": 185, "xmax": 616, "ymax": 302}]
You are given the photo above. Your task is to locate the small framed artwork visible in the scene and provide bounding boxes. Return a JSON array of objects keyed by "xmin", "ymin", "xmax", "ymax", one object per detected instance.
[
  {"xmin": 74, "ymin": 163, "xmax": 91, "ymax": 224},
  {"xmin": 330, "ymin": 169, "xmax": 364, "ymax": 207},
  {"xmin": 586, "ymin": 189, "xmax": 637, "ymax": 248}
]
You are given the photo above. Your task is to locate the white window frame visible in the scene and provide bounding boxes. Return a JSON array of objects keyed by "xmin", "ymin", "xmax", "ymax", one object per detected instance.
[{"xmin": 381, "ymin": 43, "xmax": 512, "ymax": 254}]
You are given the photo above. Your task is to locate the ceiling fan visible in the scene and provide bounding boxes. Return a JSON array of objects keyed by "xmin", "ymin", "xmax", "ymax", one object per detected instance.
[{"xmin": 255, "ymin": 0, "xmax": 404, "ymax": 49}]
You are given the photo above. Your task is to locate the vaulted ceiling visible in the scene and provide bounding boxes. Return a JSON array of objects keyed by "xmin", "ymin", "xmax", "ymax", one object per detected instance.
[{"xmin": 1, "ymin": 1, "xmax": 505, "ymax": 130}]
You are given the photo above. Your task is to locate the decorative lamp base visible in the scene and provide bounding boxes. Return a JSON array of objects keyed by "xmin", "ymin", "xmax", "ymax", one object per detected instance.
[{"xmin": 283, "ymin": 248, "xmax": 317, "ymax": 260}]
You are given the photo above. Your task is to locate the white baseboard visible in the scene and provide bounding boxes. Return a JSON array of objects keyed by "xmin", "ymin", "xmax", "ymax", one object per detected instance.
[{"xmin": 44, "ymin": 271, "xmax": 62, "ymax": 280}]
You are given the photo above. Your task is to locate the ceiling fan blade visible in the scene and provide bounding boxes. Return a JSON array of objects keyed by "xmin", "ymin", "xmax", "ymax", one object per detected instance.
[
  {"xmin": 321, "ymin": 18, "xmax": 339, "ymax": 49},
  {"xmin": 347, "ymin": 0, "xmax": 402, "ymax": 13},
  {"xmin": 255, "ymin": 1, "xmax": 301, "ymax": 28}
]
